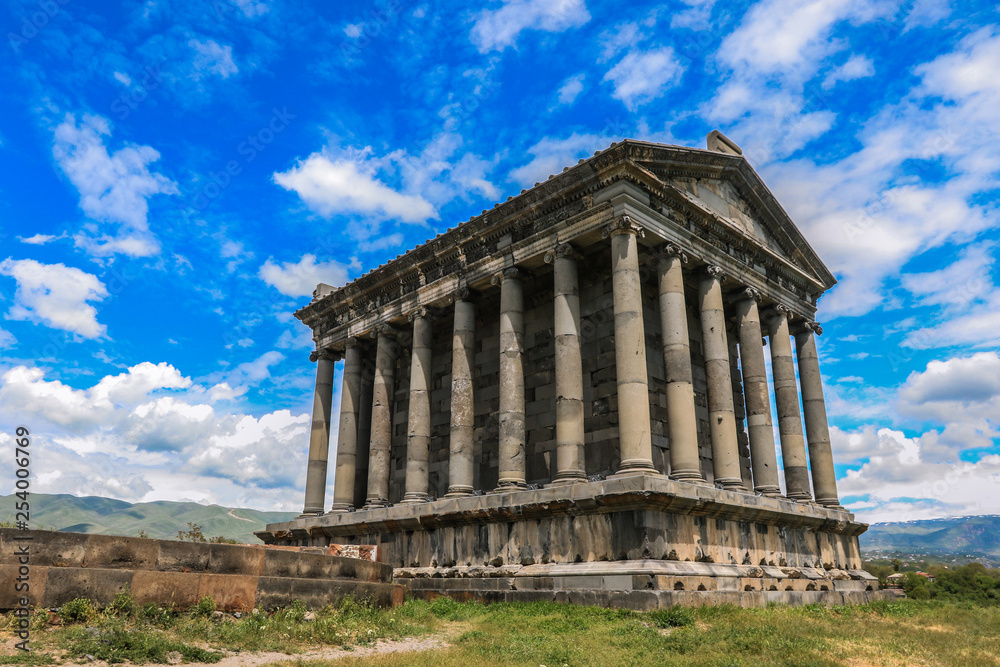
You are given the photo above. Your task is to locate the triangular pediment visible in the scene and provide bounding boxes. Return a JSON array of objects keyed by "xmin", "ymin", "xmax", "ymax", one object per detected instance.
[{"xmin": 622, "ymin": 141, "xmax": 836, "ymax": 290}]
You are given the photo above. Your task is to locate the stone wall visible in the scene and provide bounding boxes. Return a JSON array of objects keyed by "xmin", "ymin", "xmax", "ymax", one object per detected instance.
[{"xmin": 0, "ymin": 530, "xmax": 402, "ymax": 611}]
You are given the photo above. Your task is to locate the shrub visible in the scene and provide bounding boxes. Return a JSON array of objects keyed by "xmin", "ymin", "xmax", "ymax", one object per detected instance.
[
  {"xmin": 58, "ymin": 598, "xmax": 96, "ymax": 624},
  {"xmin": 193, "ymin": 596, "xmax": 216, "ymax": 617},
  {"xmin": 648, "ymin": 605, "xmax": 695, "ymax": 628}
]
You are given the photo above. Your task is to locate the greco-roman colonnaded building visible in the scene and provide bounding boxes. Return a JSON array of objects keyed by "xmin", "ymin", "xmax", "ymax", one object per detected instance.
[{"xmin": 257, "ymin": 134, "xmax": 885, "ymax": 607}]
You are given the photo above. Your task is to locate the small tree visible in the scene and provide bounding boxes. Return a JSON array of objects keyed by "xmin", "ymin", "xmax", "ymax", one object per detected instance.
[{"xmin": 177, "ymin": 522, "xmax": 207, "ymax": 543}]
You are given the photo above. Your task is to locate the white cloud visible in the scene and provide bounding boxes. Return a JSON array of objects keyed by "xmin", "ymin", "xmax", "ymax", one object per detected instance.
[
  {"xmin": 274, "ymin": 149, "xmax": 437, "ymax": 223},
  {"xmin": 0, "ymin": 258, "xmax": 108, "ymax": 338},
  {"xmin": 671, "ymin": 0, "xmax": 716, "ymax": 29},
  {"xmin": 18, "ymin": 233, "xmax": 65, "ymax": 245},
  {"xmin": 470, "ymin": 0, "xmax": 590, "ymax": 52},
  {"xmin": 603, "ymin": 47, "xmax": 684, "ymax": 110},
  {"xmin": 259, "ymin": 254, "xmax": 353, "ymax": 297},
  {"xmin": 898, "ymin": 352, "xmax": 1000, "ymax": 418},
  {"xmin": 904, "ymin": 0, "xmax": 952, "ymax": 32},
  {"xmin": 556, "ymin": 73, "xmax": 585, "ymax": 106},
  {"xmin": 0, "ymin": 362, "xmax": 315, "ymax": 510},
  {"xmin": 189, "ymin": 38, "xmax": 239, "ymax": 79},
  {"xmin": 0, "ymin": 327, "xmax": 16, "ymax": 349},
  {"xmin": 822, "ymin": 54, "xmax": 875, "ymax": 89},
  {"xmin": 52, "ymin": 113, "xmax": 177, "ymax": 257},
  {"xmin": 510, "ymin": 132, "xmax": 610, "ymax": 186}
]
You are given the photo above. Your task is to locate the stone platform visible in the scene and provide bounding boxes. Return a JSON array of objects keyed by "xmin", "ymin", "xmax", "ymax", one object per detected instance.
[
  {"xmin": 258, "ymin": 475, "xmax": 887, "ymax": 608},
  {"xmin": 0, "ymin": 529, "xmax": 403, "ymax": 611}
]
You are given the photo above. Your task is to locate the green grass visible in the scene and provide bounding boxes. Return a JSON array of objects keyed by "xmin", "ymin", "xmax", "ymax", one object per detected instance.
[{"xmin": 2, "ymin": 596, "xmax": 999, "ymax": 666}]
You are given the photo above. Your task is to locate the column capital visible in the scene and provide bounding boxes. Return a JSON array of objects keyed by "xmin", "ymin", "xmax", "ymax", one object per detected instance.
[
  {"xmin": 309, "ymin": 348, "xmax": 341, "ymax": 363},
  {"xmin": 544, "ymin": 243, "xmax": 582, "ymax": 263},
  {"xmin": 602, "ymin": 214, "xmax": 645, "ymax": 239},
  {"xmin": 703, "ymin": 264, "xmax": 727, "ymax": 282},
  {"xmin": 372, "ymin": 323, "xmax": 400, "ymax": 338},
  {"xmin": 738, "ymin": 287, "xmax": 762, "ymax": 303},
  {"xmin": 491, "ymin": 266, "xmax": 525, "ymax": 286},
  {"xmin": 654, "ymin": 243, "xmax": 689, "ymax": 263},
  {"xmin": 763, "ymin": 303, "xmax": 793, "ymax": 322},
  {"xmin": 407, "ymin": 306, "xmax": 437, "ymax": 323},
  {"xmin": 449, "ymin": 286, "xmax": 473, "ymax": 304}
]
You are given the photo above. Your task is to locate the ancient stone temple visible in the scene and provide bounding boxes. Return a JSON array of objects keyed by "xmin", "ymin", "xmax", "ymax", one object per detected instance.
[{"xmin": 257, "ymin": 133, "xmax": 885, "ymax": 608}]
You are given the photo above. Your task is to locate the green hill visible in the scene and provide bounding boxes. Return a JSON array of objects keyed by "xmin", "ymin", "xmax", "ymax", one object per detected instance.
[
  {"xmin": 861, "ymin": 515, "xmax": 1000, "ymax": 557},
  {"xmin": 0, "ymin": 493, "xmax": 298, "ymax": 544}
]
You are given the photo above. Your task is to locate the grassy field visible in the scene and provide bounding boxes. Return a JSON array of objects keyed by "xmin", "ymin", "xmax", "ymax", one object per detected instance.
[{"xmin": 2, "ymin": 594, "xmax": 999, "ymax": 667}]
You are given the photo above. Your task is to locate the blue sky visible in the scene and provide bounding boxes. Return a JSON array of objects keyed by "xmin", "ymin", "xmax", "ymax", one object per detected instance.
[{"xmin": 0, "ymin": 0, "xmax": 998, "ymax": 522}]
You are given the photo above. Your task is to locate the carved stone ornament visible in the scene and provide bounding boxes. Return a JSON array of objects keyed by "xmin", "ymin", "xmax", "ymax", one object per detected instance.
[
  {"xmin": 805, "ymin": 320, "xmax": 824, "ymax": 335},
  {"xmin": 408, "ymin": 306, "xmax": 435, "ymax": 323},
  {"xmin": 740, "ymin": 287, "xmax": 762, "ymax": 303},
  {"xmin": 449, "ymin": 286, "xmax": 471, "ymax": 304},
  {"xmin": 543, "ymin": 243, "xmax": 581, "ymax": 264},
  {"xmin": 656, "ymin": 243, "xmax": 689, "ymax": 264},
  {"xmin": 704, "ymin": 265, "xmax": 727, "ymax": 282},
  {"xmin": 375, "ymin": 323, "xmax": 399, "ymax": 338},
  {"xmin": 344, "ymin": 336, "xmax": 359, "ymax": 349},
  {"xmin": 309, "ymin": 348, "xmax": 339, "ymax": 363},
  {"xmin": 602, "ymin": 215, "xmax": 645, "ymax": 239},
  {"xmin": 491, "ymin": 266, "xmax": 522, "ymax": 286},
  {"xmin": 764, "ymin": 303, "xmax": 793, "ymax": 321}
]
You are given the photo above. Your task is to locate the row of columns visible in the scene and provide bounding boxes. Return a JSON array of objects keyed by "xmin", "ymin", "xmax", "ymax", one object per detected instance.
[{"xmin": 300, "ymin": 217, "xmax": 841, "ymax": 516}]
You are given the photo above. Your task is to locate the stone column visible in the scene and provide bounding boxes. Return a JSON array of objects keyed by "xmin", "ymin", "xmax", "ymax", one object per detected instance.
[
  {"xmin": 364, "ymin": 324, "xmax": 398, "ymax": 509},
  {"xmin": 698, "ymin": 266, "xmax": 745, "ymax": 491},
  {"xmin": 795, "ymin": 322, "xmax": 842, "ymax": 508},
  {"xmin": 446, "ymin": 288, "xmax": 476, "ymax": 497},
  {"xmin": 766, "ymin": 305, "xmax": 812, "ymax": 501},
  {"xmin": 300, "ymin": 348, "xmax": 338, "ymax": 516},
  {"xmin": 494, "ymin": 267, "xmax": 527, "ymax": 490},
  {"xmin": 545, "ymin": 244, "xmax": 587, "ymax": 485},
  {"xmin": 402, "ymin": 308, "xmax": 433, "ymax": 504},
  {"xmin": 733, "ymin": 289, "xmax": 781, "ymax": 496},
  {"xmin": 656, "ymin": 245, "xmax": 703, "ymax": 483},
  {"xmin": 330, "ymin": 339, "xmax": 362, "ymax": 513},
  {"xmin": 603, "ymin": 216, "xmax": 657, "ymax": 475}
]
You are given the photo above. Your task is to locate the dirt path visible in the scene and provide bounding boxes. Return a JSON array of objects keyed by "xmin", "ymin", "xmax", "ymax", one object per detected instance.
[{"xmin": 227, "ymin": 509, "xmax": 256, "ymax": 523}]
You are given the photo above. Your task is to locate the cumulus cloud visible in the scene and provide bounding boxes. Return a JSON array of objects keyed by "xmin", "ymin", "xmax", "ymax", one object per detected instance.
[
  {"xmin": 603, "ymin": 47, "xmax": 684, "ymax": 110},
  {"xmin": 470, "ymin": 0, "xmax": 590, "ymax": 52},
  {"xmin": 0, "ymin": 258, "xmax": 109, "ymax": 338},
  {"xmin": 0, "ymin": 362, "xmax": 315, "ymax": 510},
  {"xmin": 822, "ymin": 54, "xmax": 875, "ymax": 89},
  {"xmin": 189, "ymin": 39, "xmax": 239, "ymax": 79},
  {"xmin": 556, "ymin": 73, "xmax": 585, "ymax": 106},
  {"xmin": 259, "ymin": 254, "xmax": 353, "ymax": 297},
  {"xmin": 52, "ymin": 113, "xmax": 177, "ymax": 257},
  {"xmin": 274, "ymin": 149, "xmax": 436, "ymax": 223},
  {"xmin": 510, "ymin": 132, "xmax": 611, "ymax": 186}
]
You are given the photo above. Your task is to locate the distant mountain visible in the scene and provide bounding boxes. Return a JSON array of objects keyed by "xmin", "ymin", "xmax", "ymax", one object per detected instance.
[
  {"xmin": 862, "ymin": 515, "xmax": 1000, "ymax": 557},
  {"xmin": 0, "ymin": 494, "xmax": 298, "ymax": 544}
]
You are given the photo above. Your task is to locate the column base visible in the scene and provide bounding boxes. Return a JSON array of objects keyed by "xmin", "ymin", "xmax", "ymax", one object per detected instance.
[
  {"xmin": 362, "ymin": 498, "xmax": 391, "ymax": 510},
  {"xmin": 326, "ymin": 503, "xmax": 355, "ymax": 514},
  {"xmin": 754, "ymin": 486, "xmax": 782, "ymax": 497},
  {"xmin": 545, "ymin": 472, "xmax": 588, "ymax": 487},
  {"xmin": 816, "ymin": 497, "xmax": 843, "ymax": 509},
  {"xmin": 715, "ymin": 477, "xmax": 748, "ymax": 492},
  {"xmin": 670, "ymin": 469, "xmax": 708, "ymax": 483},
  {"xmin": 612, "ymin": 459, "xmax": 660, "ymax": 477},
  {"xmin": 494, "ymin": 479, "xmax": 528, "ymax": 493},
  {"xmin": 399, "ymin": 492, "xmax": 432, "ymax": 504},
  {"xmin": 444, "ymin": 486, "xmax": 474, "ymax": 498},
  {"xmin": 786, "ymin": 493, "xmax": 813, "ymax": 503},
  {"xmin": 297, "ymin": 511, "xmax": 323, "ymax": 519}
]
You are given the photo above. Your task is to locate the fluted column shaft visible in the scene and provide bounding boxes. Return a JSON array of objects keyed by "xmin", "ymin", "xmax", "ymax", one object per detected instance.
[
  {"xmin": 446, "ymin": 292, "xmax": 476, "ymax": 497},
  {"xmin": 605, "ymin": 217, "xmax": 657, "ymax": 475},
  {"xmin": 657, "ymin": 247, "xmax": 703, "ymax": 482},
  {"xmin": 496, "ymin": 268, "xmax": 527, "ymax": 490},
  {"xmin": 795, "ymin": 324, "xmax": 841, "ymax": 507},
  {"xmin": 301, "ymin": 349, "xmax": 337, "ymax": 516},
  {"xmin": 733, "ymin": 292, "xmax": 780, "ymax": 496},
  {"xmin": 402, "ymin": 311, "xmax": 433, "ymax": 504},
  {"xmin": 698, "ymin": 267, "xmax": 745, "ymax": 491},
  {"xmin": 330, "ymin": 341, "xmax": 362, "ymax": 512},
  {"xmin": 364, "ymin": 328, "xmax": 397, "ymax": 509},
  {"xmin": 548, "ymin": 245, "xmax": 587, "ymax": 485},
  {"xmin": 767, "ymin": 308, "xmax": 812, "ymax": 501}
]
